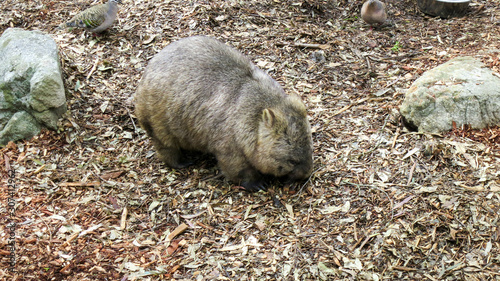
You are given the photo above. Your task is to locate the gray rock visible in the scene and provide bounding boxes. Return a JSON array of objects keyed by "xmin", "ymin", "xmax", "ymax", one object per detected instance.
[
  {"xmin": 0, "ymin": 28, "xmax": 66, "ymax": 145},
  {"xmin": 0, "ymin": 112, "xmax": 41, "ymax": 145},
  {"xmin": 400, "ymin": 56, "xmax": 500, "ymax": 133}
]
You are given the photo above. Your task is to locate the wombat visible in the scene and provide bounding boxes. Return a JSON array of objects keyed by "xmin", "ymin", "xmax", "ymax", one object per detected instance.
[{"xmin": 135, "ymin": 36, "xmax": 313, "ymax": 191}]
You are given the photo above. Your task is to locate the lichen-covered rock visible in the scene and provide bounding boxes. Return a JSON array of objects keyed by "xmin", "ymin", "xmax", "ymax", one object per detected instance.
[
  {"xmin": 0, "ymin": 28, "xmax": 66, "ymax": 145},
  {"xmin": 0, "ymin": 112, "xmax": 41, "ymax": 145},
  {"xmin": 400, "ymin": 56, "xmax": 500, "ymax": 133}
]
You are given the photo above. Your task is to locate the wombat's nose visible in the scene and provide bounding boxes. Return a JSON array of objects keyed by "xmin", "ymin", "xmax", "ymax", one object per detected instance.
[{"xmin": 289, "ymin": 162, "xmax": 313, "ymax": 181}]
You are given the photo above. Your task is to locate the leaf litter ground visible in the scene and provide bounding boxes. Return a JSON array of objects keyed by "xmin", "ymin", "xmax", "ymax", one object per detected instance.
[{"xmin": 0, "ymin": 0, "xmax": 499, "ymax": 280}]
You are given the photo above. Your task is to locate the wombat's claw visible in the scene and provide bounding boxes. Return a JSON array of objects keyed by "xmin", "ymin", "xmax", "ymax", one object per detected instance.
[
  {"xmin": 286, "ymin": 181, "xmax": 301, "ymax": 190},
  {"xmin": 241, "ymin": 181, "xmax": 267, "ymax": 192}
]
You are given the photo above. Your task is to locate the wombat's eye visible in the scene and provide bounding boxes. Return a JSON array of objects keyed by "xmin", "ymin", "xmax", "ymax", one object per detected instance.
[{"xmin": 288, "ymin": 159, "xmax": 299, "ymax": 166}]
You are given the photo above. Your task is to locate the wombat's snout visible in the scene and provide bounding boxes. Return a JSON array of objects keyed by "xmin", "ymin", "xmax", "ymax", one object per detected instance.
[{"xmin": 288, "ymin": 158, "xmax": 313, "ymax": 182}]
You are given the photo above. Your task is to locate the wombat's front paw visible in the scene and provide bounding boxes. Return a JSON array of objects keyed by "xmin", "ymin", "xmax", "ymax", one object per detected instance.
[
  {"xmin": 161, "ymin": 154, "xmax": 193, "ymax": 169},
  {"xmin": 175, "ymin": 158, "xmax": 194, "ymax": 169},
  {"xmin": 241, "ymin": 181, "xmax": 267, "ymax": 192}
]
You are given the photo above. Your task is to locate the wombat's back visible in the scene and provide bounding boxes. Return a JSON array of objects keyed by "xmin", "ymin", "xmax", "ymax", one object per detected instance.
[{"xmin": 136, "ymin": 36, "xmax": 288, "ymax": 151}]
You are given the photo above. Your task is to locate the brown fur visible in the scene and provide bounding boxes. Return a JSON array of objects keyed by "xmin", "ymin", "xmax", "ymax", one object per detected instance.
[{"xmin": 135, "ymin": 36, "xmax": 313, "ymax": 191}]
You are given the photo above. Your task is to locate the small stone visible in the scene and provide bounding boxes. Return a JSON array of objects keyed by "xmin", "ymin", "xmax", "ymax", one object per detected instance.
[{"xmin": 311, "ymin": 50, "xmax": 326, "ymax": 63}]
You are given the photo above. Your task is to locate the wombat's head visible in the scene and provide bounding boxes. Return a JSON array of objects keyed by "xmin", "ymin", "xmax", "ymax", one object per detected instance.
[{"xmin": 253, "ymin": 94, "xmax": 313, "ymax": 181}]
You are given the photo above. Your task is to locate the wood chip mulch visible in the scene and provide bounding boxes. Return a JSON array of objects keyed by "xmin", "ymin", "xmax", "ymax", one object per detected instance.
[{"xmin": 1, "ymin": 0, "xmax": 499, "ymax": 280}]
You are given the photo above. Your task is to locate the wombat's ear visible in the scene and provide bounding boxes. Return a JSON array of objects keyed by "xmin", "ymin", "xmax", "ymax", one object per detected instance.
[
  {"xmin": 262, "ymin": 108, "xmax": 285, "ymax": 129},
  {"xmin": 288, "ymin": 93, "xmax": 307, "ymax": 114}
]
